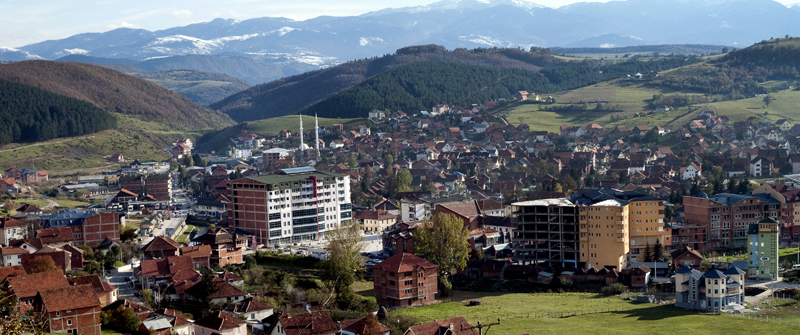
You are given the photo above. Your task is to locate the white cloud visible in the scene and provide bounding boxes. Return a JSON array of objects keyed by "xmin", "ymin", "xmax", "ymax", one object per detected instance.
[
  {"xmin": 172, "ymin": 9, "xmax": 192, "ymax": 18},
  {"xmin": 107, "ymin": 21, "xmax": 142, "ymax": 29}
]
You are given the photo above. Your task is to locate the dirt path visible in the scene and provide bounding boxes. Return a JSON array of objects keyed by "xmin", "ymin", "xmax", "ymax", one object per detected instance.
[
  {"xmin": 41, "ymin": 199, "xmax": 59, "ymax": 210},
  {"xmin": 0, "ymin": 135, "xmax": 96, "ymax": 153}
]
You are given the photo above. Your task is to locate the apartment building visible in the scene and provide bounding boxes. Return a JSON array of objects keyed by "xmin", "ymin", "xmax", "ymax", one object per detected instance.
[
  {"xmin": 42, "ymin": 210, "xmax": 122, "ymax": 248},
  {"xmin": 684, "ymin": 192, "xmax": 781, "ymax": 250},
  {"xmin": 228, "ymin": 167, "xmax": 351, "ymax": 246},
  {"xmin": 748, "ymin": 217, "xmax": 780, "ymax": 280},
  {"xmin": 512, "ymin": 189, "xmax": 669, "ymax": 270},
  {"xmin": 119, "ymin": 173, "xmax": 173, "ymax": 202}
]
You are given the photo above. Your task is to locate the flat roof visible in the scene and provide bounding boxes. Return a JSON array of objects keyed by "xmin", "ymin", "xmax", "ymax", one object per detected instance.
[{"xmin": 512, "ymin": 198, "xmax": 574, "ymax": 207}]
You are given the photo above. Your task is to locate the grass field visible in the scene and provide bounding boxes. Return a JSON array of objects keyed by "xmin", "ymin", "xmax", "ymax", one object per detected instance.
[
  {"xmin": 176, "ymin": 225, "xmax": 196, "ymax": 244},
  {"xmin": 393, "ymin": 291, "xmax": 798, "ymax": 334}
]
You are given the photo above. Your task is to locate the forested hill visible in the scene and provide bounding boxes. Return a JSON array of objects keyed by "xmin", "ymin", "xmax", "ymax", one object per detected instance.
[
  {"xmin": 211, "ymin": 45, "xmax": 561, "ymax": 122},
  {"xmin": 303, "ymin": 57, "xmax": 699, "ymax": 119},
  {"xmin": 652, "ymin": 37, "xmax": 800, "ymax": 100},
  {"xmin": 0, "ymin": 61, "xmax": 235, "ymax": 130},
  {"xmin": 0, "ymin": 80, "xmax": 117, "ymax": 144}
]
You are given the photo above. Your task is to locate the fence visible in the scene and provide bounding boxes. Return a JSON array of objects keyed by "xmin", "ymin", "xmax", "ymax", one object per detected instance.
[{"xmin": 725, "ymin": 310, "xmax": 800, "ymax": 328}]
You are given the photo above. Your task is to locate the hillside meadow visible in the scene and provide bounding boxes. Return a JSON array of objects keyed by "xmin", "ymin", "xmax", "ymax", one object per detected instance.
[{"xmin": 392, "ymin": 291, "xmax": 800, "ymax": 334}]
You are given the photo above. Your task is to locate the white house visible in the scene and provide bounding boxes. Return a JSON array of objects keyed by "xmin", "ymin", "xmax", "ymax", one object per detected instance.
[
  {"xmin": 400, "ymin": 198, "xmax": 426, "ymax": 223},
  {"xmin": 0, "ymin": 218, "xmax": 27, "ymax": 245},
  {"xmin": 681, "ymin": 162, "xmax": 702, "ymax": 180},
  {"xmin": 229, "ymin": 148, "xmax": 253, "ymax": 160},
  {"xmin": 0, "ymin": 247, "xmax": 27, "ymax": 266},
  {"xmin": 750, "ymin": 156, "xmax": 772, "ymax": 177}
]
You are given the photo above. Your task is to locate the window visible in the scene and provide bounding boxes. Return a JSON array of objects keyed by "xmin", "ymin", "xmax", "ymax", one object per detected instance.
[
  {"xmin": 67, "ymin": 319, "xmax": 72, "ymax": 326},
  {"xmin": 56, "ymin": 311, "xmax": 61, "ymax": 317}
]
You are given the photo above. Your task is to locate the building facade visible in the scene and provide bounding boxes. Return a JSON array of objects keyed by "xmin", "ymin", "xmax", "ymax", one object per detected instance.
[
  {"xmin": 674, "ymin": 266, "xmax": 745, "ymax": 312},
  {"xmin": 373, "ymin": 253, "xmax": 437, "ymax": 308},
  {"xmin": 748, "ymin": 218, "xmax": 780, "ymax": 280},
  {"xmin": 42, "ymin": 210, "xmax": 122, "ymax": 248},
  {"xmin": 228, "ymin": 167, "xmax": 351, "ymax": 246}
]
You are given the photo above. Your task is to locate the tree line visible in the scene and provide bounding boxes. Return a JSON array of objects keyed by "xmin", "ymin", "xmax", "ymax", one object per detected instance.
[
  {"xmin": 0, "ymin": 79, "xmax": 117, "ymax": 144},
  {"xmin": 303, "ymin": 56, "xmax": 699, "ymax": 118}
]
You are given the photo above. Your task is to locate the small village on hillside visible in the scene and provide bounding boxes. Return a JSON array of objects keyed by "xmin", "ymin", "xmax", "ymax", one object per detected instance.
[{"xmin": 2, "ymin": 82, "xmax": 800, "ymax": 335}]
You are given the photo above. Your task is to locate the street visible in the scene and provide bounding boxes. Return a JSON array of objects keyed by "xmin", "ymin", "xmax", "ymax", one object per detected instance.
[
  {"xmin": 107, "ymin": 264, "xmax": 140, "ymax": 302},
  {"xmin": 137, "ymin": 184, "xmax": 193, "ymax": 247}
]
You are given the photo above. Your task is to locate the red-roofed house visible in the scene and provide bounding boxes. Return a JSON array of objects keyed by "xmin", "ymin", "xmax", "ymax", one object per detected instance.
[
  {"xmin": 194, "ymin": 311, "xmax": 247, "ymax": 335},
  {"xmin": 172, "ymin": 144, "xmax": 191, "ymax": 160},
  {"xmin": 433, "ymin": 200, "xmax": 484, "ymax": 230},
  {"xmin": 339, "ymin": 314, "xmax": 390, "ymax": 335},
  {"xmin": 67, "ymin": 274, "xmax": 118, "ymax": 307},
  {"xmin": 405, "ymin": 316, "xmax": 478, "ymax": 335},
  {"xmin": 142, "ymin": 235, "xmax": 182, "ymax": 259},
  {"xmin": 373, "ymin": 253, "xmax": 437, "ymax": 307},
  {"xmin": 0, "ymin": 246, "xmax": 28, "ymax": 266},
  {"xmin": 33, "ymin": 284, "xmax": 102, "ymax": 335},
  {"xmin": 180, "ymin": 245, "xmax": 212, "ymax": 269},
  {"xmin": 0, "ymin": 217, "xmax": 27, "ymax": 245},
  {"xmin": 4, "ymin": 270, "xmax": 70, "ymax": 310},
  {"xmin": 269, "ymin": 310, "xmax": 338, "ymax": 335},
  {"xmin": 225, "ymin": 297, "xmax": 273, "ymax": 322},
  {"xmin": 36, "ymin": 227, "xmax": 74, "ymax": 247},
  {"xmin": 354, "ymin": 209, "xmax": 398, "ymax": 233}
]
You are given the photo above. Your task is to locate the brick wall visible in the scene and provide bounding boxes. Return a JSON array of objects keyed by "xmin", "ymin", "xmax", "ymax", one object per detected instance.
[{"xmin": 46, "ymin": 306, "xmax": 101, "ymax": 335}]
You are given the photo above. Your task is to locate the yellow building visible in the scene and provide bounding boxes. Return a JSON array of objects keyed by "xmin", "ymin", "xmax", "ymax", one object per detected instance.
[{"xmin": 579, "ymin": 200, "xmax": 630, "ymax": 270}]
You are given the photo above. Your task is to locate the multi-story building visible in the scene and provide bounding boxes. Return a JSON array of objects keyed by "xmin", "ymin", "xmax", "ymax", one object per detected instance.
[
  {"xmin": 34, "ymin": 284, "xmax": 102, "ymax": 335},
  {"xmin": 0, "ymin": 217, "xmax": 27, "ymax": 245},
  {"xmin": 400, "ymin": 198, "xmax": 426, "ymax": 223},
  {"xmin": 119, "ymin": 173, "xmax": 173, "ymax": 202},
  {"xmin": 228, "ymin": 167, "xmax": 351, "ymax": 246},
  {"xmin": 748, "ymin": 217, "xmax": 780, "ymax": 280},
  {"xmin": 674, "ymin": 265, "xmax": 745, "ymax": 312},
  {"xmin": 668, "ymin": 222, "xmax": 707, "ymax": 252},
  {"xmin": 191, "ymin": 227, "xmax": 246, "ymax": 267},
  {"xmin": 354, "ymin": 209, "xmax": 398, "ymax": 233},
  {"xmin": 684, "ymin": 193, "xmax": 773, "ymax": 250},
  {"xmin": 511, "ymin": 198, "xmax": 579, "ymax": 267},
  {"xmin": 512, "ymin": 189, "xmax": 669, "ymax": 270},
  {"xmin": 42, "ymin": 210, "xmax": 122, "ymax": 248},
  {"xmin": 373, "ymin": 253, "xmax": 438, "ymax": 308}
]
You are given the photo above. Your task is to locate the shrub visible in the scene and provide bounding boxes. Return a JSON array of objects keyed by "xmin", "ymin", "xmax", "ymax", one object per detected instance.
[{"xmin": 601, "ymin": 283, "xmax": 626, "ymax": 296}]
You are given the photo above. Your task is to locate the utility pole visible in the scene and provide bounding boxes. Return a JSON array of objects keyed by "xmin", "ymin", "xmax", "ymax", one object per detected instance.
[{"xmin": 461, "ymin": 319, "xmax": 500, "ymax": 335}]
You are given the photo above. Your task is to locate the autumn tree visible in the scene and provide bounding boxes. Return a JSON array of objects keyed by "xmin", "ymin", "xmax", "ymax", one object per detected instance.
[
  {"xmin": 320, "ymin": 224, "xmax": 365, "ymax": 309},
  {"xmin": 414, "ymin": 213, "xmax": 470, "ymax": 297},
  {"xmin": 27, "ymin": 255, "xmax": 59, "ymax": 274}
]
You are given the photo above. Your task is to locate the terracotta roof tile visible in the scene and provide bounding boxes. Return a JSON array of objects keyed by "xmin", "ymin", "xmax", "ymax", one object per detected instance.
[
  {"xmin": 180, "ymin": 245, "xmax": 211, "ymax": 259},
  {"xmin": 194, "ymin": 311, "xmax": 246, "ymax": 331},
  {"xmin": 407, "ymin": 316, "xmax": 478, "ymax": 335},
  {"xmin": 278, "ymin": 310, "xmax": 338, "ymax": 335},
  {"xmin": 227, "ymin": 297, "xmax": 272, "ymax": 314},
  {"xmin": 143, "ymin": 236, "xmax": 181, "ymax": 253},
  {"xmin": 36, "ymin": 227, "xmax": 73, "ymax": 244},
  {"xmin": 5, "ymin": 270, "xmax": 69, "ymax": 299},
  {"xmin": 0, "ymin": 265, "xmax": 26, "ymax": 282},
  {"xmin": 373, "ymin": 253, "xmax": 437, "ymax": 273},
  {"xmin": 36, "ymin": 284, "xmax": 100, "ymax": 311},
  {"xmin": 341, "ymin": 314, "xmax": 390, "ymax": 335},
  {"xmin": 437, "ymin": 200, "xmax": 483, "ymax": 219}
]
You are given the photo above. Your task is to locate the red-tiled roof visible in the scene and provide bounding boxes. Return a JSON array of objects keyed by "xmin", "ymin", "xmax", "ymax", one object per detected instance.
[
  {"xmin": 194, "ymin": 311, "xmax": 246, "ymax": 331},
  {"xmin": 220, "ymin": 271, "xmax": 243, "ymax": 282},
  {"xmin": 0, "ymin": 265, "xmax": 26, "ymax": 282},
  {"xmin": 37, "ymin": 284, "xmax": 100, "ymax": 312},
  {"xmin": 67, "ymin": 274, "xmax": 116, "ymax": 293},
  {"xmin": 407, "ymin": 316, "xmax": 478, "ymax": 335},
  {"xmin": 143, "ymin": 236, "xmax": 181, "ymax": 253},
  {"xmin": 154, "ymin": 308, "xmax": 193, "ymax": 326},
  {"xmin": 180, "ymin": 245, "xmax": 211, "ymax": 259},
  {"xmin": 278, "ymin": 310, "xmax": 338, "ymax": 335},
  {"xmin": 6, "ymin": 271, "xmax": 69, "ymax": 299},
  {"xmin": 35, "ymin": 227, "xmax": 73, "ymax": 244},
  {"xmin": 0, "ymin": 217, "xmax": 26, "ymax": 228},
  {"xmin": 228, "ymin": 297, "xmax": 272, "ymax": 314},
  {"xmin": 341, "ymin": 314, "xmax": 390, "ymax": 335},
  {"xmin": 437, "ymin": 200, "xmax": 483, "ymax": 219},
  {"xmin": 0, "ymin": 246, "xmax": 29, "ymax": 255},
  {"xmin": 373, "ymin": 253, "xmax": 437, "ymax": 273}
]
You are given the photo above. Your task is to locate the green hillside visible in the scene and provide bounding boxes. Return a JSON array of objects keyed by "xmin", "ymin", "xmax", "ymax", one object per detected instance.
[
  {"xmin": 0, "ymin": 79, "xmax": 117, "ymax": 144},
  {"xmin": 197, "ymin": 115, "xmax": 365, "ymax": 153},
  {"xmin": 132, "ymin": 70, "xmax": 251, "ymax": 106}
]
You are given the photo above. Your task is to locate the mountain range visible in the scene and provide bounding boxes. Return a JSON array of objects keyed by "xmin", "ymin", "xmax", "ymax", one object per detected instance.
[{"xmin": 5, "ymin": 0, "xmax": 799, "ymax": 85}]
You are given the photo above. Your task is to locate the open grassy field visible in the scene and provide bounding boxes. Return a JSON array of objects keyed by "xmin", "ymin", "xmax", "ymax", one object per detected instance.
[
  {"xmin": 491, "ymin": 80, "xmax": 680, "ymax": 132},
  {"xmin": 176, "ymin": 225, "xmax": 195, "ymax": 244},
  {"xmin": 393, "ymin": 291, "xmax": 798, "ymax": 334},
  {"xmin": 240, "ymin": 115, "xmax": 365, "ymax": 135}
]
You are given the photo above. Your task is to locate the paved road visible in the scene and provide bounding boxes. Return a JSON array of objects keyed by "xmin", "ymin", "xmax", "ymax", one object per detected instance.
[{"xmin": 108, "ymin": 264, "xmax": 141, "ymax": 303}]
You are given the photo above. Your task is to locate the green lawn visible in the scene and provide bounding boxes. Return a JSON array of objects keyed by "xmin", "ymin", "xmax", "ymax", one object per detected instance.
[
  {"xmin": 393, "ymin": 291, "xmax": 798, "ymax": 334},
  {"xmin": 15, "ymin": 198, "xmax": 49, "ymax": 207},
  {"xmin": 176, "ymin": 225, "xmax": 196, "ymax": 244},
  {"xmin": 53, "ymin": 198, "xmax": 91, "ymax": 209}
]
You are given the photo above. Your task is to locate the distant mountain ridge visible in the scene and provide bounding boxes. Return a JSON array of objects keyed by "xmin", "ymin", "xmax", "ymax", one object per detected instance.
[{"xmin": 7, "ymin": 0, "xmax": 797, "ymax": 82}]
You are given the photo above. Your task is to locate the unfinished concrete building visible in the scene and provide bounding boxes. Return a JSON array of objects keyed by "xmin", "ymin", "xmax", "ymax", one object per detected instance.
[{"xmin": 512, "ymin": 198, "xmax": 579, "ymax": 268}]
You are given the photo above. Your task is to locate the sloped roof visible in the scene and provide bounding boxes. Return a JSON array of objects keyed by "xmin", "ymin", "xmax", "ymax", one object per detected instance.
[
  {"xmin": 437, "ymin": 200, "xmax": 483, "ymax": 219},
  {"xmin": 36, "ymin": 227, "xmax": 73, "ymax": 244},
  {"xmin": 228, "ymin": 297, "xmax": 273, "ymax": 314},
  {"xmin": 278, "ymin": 310, "xmax": 338, "ymax": 335},
  {"xmin": 180, "ymin": 245, "xmax": 212, "ymax": 259},
  {"xmin": 407, "ymin": 316, "xmax": 478, "ymax": 335},
  {"xmin": 341, "ymin": 314, "xmax": 390, "ymax": 335},
  {"xmin": 143, "ymin": 236, "xmax": 181, "ymax": 253},
  {"xmin": 0, "ymin": 265, "xmax": 26, "ymax": 282},
  {"xmin": 67, "ymin": 274, "xmax": 116, "ymax": 293},
  {"xmin": 194, "ymin": 311, "xmax": 246, "ymax": 331},
  {"xmin": 37, "ymin": 284, "xmax": 100, "ymax": 311},
  {"xmin": 374, "ymin": 253, "xmax": 437, "ymax": 273},
  {"xmin": 6, "ymin": 270, "xmax": 69, "ymax": 299}
]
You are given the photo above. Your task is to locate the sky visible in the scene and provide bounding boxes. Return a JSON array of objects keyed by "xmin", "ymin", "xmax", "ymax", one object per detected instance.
[{"xmin": 1, "ymin": 0, "xmax": 798, "ymax": 48}]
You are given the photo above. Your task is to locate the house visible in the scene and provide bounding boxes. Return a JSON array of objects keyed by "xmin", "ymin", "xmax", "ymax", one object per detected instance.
[
  {"xmin": 0, "ymin": 177, "xmax": 17, "ymax": 192},
  {"xmin": 0, "ymin": 217, "xmax": 27, "ymax": 245},
  {"xmin": 194, "ymin": 311, "xmax": 247, "ymax": 335},
  {"xmin": 339, "ymin": 314, "xmax": 391, "ymax": 335},
  {"xmin": 190, "ymin": 227, "xmax": 246, "ymax": 267},
  {"xmin": 0, "ymin": 246, "xmax": 28, "ymax": 267},
  {"xmin": 225, "ymin": 297, "xmax": 273, "ymax": 323},
  {"xmin": 186, "ymin": 278, "xmax": 247, "ymax": 305},
  {"xmin": 373, "ymin": 253, "xmax": 438, "ymax": 307},
  {"xmin": 354, "ymin": 209, "xmax": 398, "ymax": 233},
  {"xmin": 655, "ymin": 106, "xmax": 670, "ymax": 113},
  {"xmin": 139, "ymin": 309, "xmax": 194, "ymax": 335},
  {"xmin": 142, "ymin": 235, "xmax": 182, "ymax": 259},
  {"xmin": 180, "ymin": 245, "xmax": 212, "ymax": 269},
  {"xmin": 433, "ymin": 200, "xmax": 484, "ymax": 230},
  {"xmin": 172, "ymin": 144, "xmax": 192, "ymax": 160},
  {"xmin": 110, "ymin": 154, "xmax": 124, "ymax": 162},
  {"xmin": 404, "ymin": 316, "xmax": 478, "ymax": 335},
  {"xmin": 66, "ymin": 275, "xmax": 117, "ymax": 307},
  {"xmin": 514, "ymin": 91, "xmax": 530, "ymax": 100},
  {"xmin": 670, "ymin": 246, "xmax": 704, "ymax": 271},
  {"xmin": 4, "ymin": 270, "xmax": 70, "ymax": 310},
  {"xmin": 776, "ymin": 119, "xmax": 793, "ymax": 131},
  {"xmin": 33, "ymin": 284, "xmax": 102, "ymax": 335},
  {"xmin": 674, "ymin": 266, "xmax": 745, "ymax": 312},
  {"xmin": 749, "ymin": 156, "xmax": 772, "ymax": 177},
  {"xmin": 689, "ymin": 120, "xmax": 706, "ymax": 131},
  {"xmin": 681, "ymin": 162, "xmax": 702, "ymax": 180},
  {"xmin": 20, "ymin": 246, "xmax": 73, "ymax": 273},
  {"xmin": 278, "ymin": 129, "xmax": 292, "ymax": 138},
  {"xmin": 266, "ymin": 310, "xmax": 338, "ymax": 335}
]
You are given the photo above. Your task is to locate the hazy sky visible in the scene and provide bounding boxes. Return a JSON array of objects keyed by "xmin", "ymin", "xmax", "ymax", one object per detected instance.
[{"xmin": 1, "ymin": 0, "xmax": 798, "ymax": 48}]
